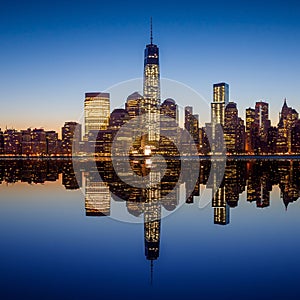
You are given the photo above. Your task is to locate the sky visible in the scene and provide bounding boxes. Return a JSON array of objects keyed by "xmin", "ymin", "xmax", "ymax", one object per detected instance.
[{"xmin": 0, "ymin": 0, "xmax": 300, "ymax": 134}]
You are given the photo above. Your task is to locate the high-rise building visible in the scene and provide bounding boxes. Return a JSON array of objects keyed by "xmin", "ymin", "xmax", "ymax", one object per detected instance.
[
  {"xmin": 46, "ymin": 131, "xmax": 59, "ymax": 155},
  {"xmin": 84, "ymin": 92, "xmax": 110, "ymax": 135},
  {"xmin": 291, "ymin": 120, "xmax": 300, "ymax": 154},
  {"xmin": 61, "ymin": 122, "xmax": 81, "ymax": 155},
  {"xmin": 21, "ymin": 128, "xmax": 32, "ymax": 155},
  {"xmin": 210, "ymin": 82, "xmax": 229, "ymax": 153},
  {"xmin": 161, "ymin": 98, "xmax": 178, "ymax": 121},
  {"xmin": 0, "ymin": 129, "xmax": 4, "ymax": 154},
  {"xmin": 31, "ymin": 128, "xmax": 47, "ymax": 155},
  {"xmin": 211, "ymin": 82, "xmax": 229, "ymax": 125},
  {"xmin": 159, "ymin": 99, "xmax": 179, "ymax": 155},
  {"xmin": 254, "ymin": 101, "xmax": 270, "ymax": 146},
  {"xmin": 4, "ymin": 129, "xmax": 22, "ymax": 155},
  {"xmin": 183, "ymin": 106, "xmax": 199, "ymax": 150},
  {"xmin": 108, "ymin": 108, "xmax": 131, "ymax": 156},
  {"xmin": 224, "ymin": 102, "xmax": 245, "ymax": 153},
  {"xmin": 141, "ymin": 20, "xmax": 160, "ymax": 144},
  {"xmin": 125, "ymin": 92, "xmax": 144, "ymax": 152},
  {"xmin": 245, "ymin": 108, "xmax": 256, "ymax": 153},
  {"xmin": 267, "ymin": 126, "xmax": 278, "ymax": 154},
  {"xmin": 184, "ymin": 106, "xmax": 193, "ymax": 132},
  {"xmin": 277, "ymin": 99, "xmax": 299, "ymax": 153},
  {"xmin": 224, "ymin": 102, "xmax": 238, "ymax": 153},
  {"xmin": 125, "ymin": 92, "xmax": 143, "ymax": 119}
]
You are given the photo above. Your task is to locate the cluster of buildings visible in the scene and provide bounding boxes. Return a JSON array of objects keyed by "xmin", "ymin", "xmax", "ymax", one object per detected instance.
[
  {"xmin": 1, "ymin": 29, "xmax": 299, "ymax": 156},
  {"xmin": 0, "ymin": 122, "xmax": 81, "ymax": 156}
]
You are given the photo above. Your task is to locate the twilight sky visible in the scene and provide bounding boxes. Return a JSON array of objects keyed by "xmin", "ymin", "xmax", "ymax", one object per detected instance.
[{"xmin": 0, "ymin": 0, "xmax": 300, "ymax": 134}]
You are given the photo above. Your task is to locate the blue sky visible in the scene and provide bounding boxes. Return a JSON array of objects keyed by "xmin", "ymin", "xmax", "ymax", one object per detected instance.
[{"xmin": 0, "ymin": 0, "xmax": 300, "ymax": 133}]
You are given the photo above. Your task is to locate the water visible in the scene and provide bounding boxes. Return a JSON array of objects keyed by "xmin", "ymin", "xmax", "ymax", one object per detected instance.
[{"xmin": 0, "ymin": 158, "xmax": 299, "ymax": 299}]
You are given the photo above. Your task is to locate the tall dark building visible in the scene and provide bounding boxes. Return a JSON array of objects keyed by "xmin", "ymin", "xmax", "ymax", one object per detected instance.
[
  {"xmin": 3, "ymin": 129, "xmax": 22, "ymax": 155},
  {"xmin": 184, "ymin": 106, "xmax": 199, "ymax": 147},
  {"xmin": 61, "ymin": 122, "xmax": 82, "ymax": 155},
  {"xmin": 254, "ymin": 101, "xmax": 270, "ymax": 151},
  {"xmin": 21, "ymin": 128, "xmax": 32, "ymax": 155},
  {"xmin": 31, "ymin": 128, "xmax": 47, "ymax": 155},
  {"xmin": 291, "ymin": 120, "xmax": 300, "ymax": 154},
  {"xmin": 160, "ymin": 99, "xmax": 179, "ymax": 155},
  {"xmin": 0, "ymin": 129, "xmax": 4, "ymax": 154},
  {"xmin": 125, "ymin": 92, "xmax": 143, "ymax": 119},
  {"xmin": 267, "ymin": 126, "xmax": 278, "ymax": 154},
  {"xmin": 108, "ymin": 108, "xmax": 131, "ymax": 155},
  {"xmin": 245, "ymin": 108, "xmax": 256, "ymax": 153},
  {"xmin": 46, "ymin": 131, "xmax": 59, "ymax": 155},
  {"xmin": 161, "ymin": 98, "xmax": 178, "ymax": 121},
  {"xmin": 224, "ymin": 102, "xmax": 245, "ymax": 153}
]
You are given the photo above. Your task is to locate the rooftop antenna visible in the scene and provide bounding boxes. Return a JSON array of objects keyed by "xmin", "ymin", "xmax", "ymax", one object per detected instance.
[{"xmin": 150, "ymin": 17, "xmax": 153, "ymax": 45}]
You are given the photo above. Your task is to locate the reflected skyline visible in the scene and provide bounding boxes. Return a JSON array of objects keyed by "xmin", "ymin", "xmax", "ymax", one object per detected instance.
[
  {"xmin": 1, "ymin": 159, "xmax": 299, "ymax": 215},
  {"xmin": 1, "ymin": 157, "xmax": 300, "ymax": 291}
]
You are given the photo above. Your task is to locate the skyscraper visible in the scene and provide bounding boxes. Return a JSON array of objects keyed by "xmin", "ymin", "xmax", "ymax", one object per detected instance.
[
  {"xmin": 277, "ymin": 99, "xmax": 299, "ymax": 153},
  {"xmin": 141, "ymin": 19, "xmax": 160, "ymax": 144},
  {"xmin": 211, "ymin": 82, "xmax": 229, "ymax": 125},
  {"xmin": 245, "ymin": 108, "xmax": 256, "ymax": 153},
  {"xmin": 84, "ymin": 92, "xmax": 110, "ymax": 135},
  {"xmin": 61, "ymin": 122, "xmax": 81, "ymax": 155},
  {"xmin": 211, "ymin": 82, "xmax": 229, "ymax": 153},
  {"xmin": 160, "ymin": 98, "xmax": 179, "ymax": 155},
  {"xmin": 254, "ymin": 101, "xmax": 270, "ymax": 145},
  {"xmin": 125, "ymin": 92, "xmax": 143, "ymax": 119},
  {"xmin": 224, "ymin": 102, "xmax": 245, "ymax": 153}
]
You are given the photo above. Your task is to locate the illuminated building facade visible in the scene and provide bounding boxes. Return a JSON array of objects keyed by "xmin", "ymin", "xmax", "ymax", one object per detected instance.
[
  {"xmin": 291, "ymin": 120, "xmax": 300, "ymax": 153},
  {"xmin": 211, "ymin": 82, "xmax": 229, "ymax": 125},
  {"xmin": 267, "ymin": 126, "xmax": 278, "ymax": 154},
  {"xmin": 254, "ymin": 101, "xmax": 270, "ymax": 149},
  {"xmin": 245, "ymin": 108, "xmax": 256, "ymax": 152},
  {"xmin": 224, "ymin": 102, "xmax": 245, "ymax": 153},
  {"xmin": 31, "ymin": 128, "xmax": 47, "ymax": 155},
  {"xmin": 46, "ymin": 131, "xmax": 59, "ymax": 155},
  {"xmin": 141, "ymin": 20, "xmax": 160, "ymax": 144},
  {"xmin": 3, "ymin": 129, "xmax": 22, "ymax": 155},
  {"xmin": 84, "ymin": 92, "xmax": 110, "ymax": 135},
  {"xmin": 210, "ymin": 82, "xmax": 229, "ymax": 153},
  {"xmin": 277, "ymin": 99, "xmax": 299, "ymax": 153},
  {"xmin": 125, "ymin": 92, "xmax": 143, "ymax": 119},
  {"xmin": 21, "ymin": 129, "xmax": 32, "ymax": 155}
]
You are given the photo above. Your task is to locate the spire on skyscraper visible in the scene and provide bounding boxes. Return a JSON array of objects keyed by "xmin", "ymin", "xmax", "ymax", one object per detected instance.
[{"xmin": 150, "ymin": 17, "xmax": 153, "ymax": 45}]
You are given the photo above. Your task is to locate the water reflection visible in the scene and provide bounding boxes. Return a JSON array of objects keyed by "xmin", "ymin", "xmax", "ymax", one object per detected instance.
[
  {"xmin": 1, "ymin": 159, "xmax": 299, "ymax": 213},
  {"xmin": 1, "ymin": 158, "xmax": 300, "ymax": 278}
]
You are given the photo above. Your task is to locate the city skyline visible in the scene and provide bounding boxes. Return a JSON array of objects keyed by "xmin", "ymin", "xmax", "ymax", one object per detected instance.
[
  {"xmin": 1, "ymin": 32, "xmax": 299, "ymax": 156},
  {"xmin": 1, "ymin": 0, "xmax": 300, "ymax": 134}
]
